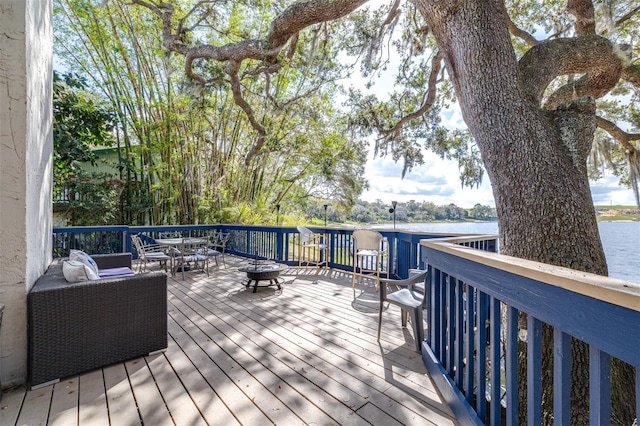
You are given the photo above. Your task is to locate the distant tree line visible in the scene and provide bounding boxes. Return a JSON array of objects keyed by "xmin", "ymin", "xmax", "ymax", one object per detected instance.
[{"xmin": 301, "ymin": 199, "xmax": 496, "ymax": 225}]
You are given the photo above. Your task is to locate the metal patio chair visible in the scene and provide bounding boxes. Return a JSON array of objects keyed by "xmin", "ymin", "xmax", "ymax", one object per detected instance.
[
  {"xmin": 131, "ymin": 234, "xmax": 172, "ymax": 273},
  {"xmin": 378, "ymin": 270, "xmax": 428, "ymax": 352}
]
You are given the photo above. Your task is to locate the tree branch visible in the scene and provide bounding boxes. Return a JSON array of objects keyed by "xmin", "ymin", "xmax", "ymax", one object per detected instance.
[
  {"xmin": 622, "ymin": 63, "xmax": 640, "ymax": 88},
  {"xmin": 266, "ymin": 0, "xmax": 370, "ymax": 59},
  {"xmin": 566, "ymin": 0, "xmax": 596, "ymax": 35},
  {"xmin": 505, "ymin": 11, "xmax": 537, "ymax": 47},
  {"xmin": 380, "ymin": 50, "xmax": 443, "ymax": 139},
  {"xmin": 614, "ymin": 4, "xmax": 640, "ymax": 27},
  {"xmin": 221, "ymin": 59, "xmax": 268, "ymax": 164},
  {"xmin": 545, "ymin": 68, "xmax": 622, "ymax": 109},
  {"xmin": 177, "ymin": 1, "xmax": 217, "ymax": 34},
  {"xmin": 596, "ymin": 116, "xmax": 639, "ymax": 154},
  {"xmin": 519, "ymin": 35, "xmax": 627, "ymax": 107},
  {"xmin": 133, "ymin": 0, "xmax": 370, "ymax": 156},
  {"xmin": 364, "ymin": 0, "xmax": 402, "ymax": 67}
]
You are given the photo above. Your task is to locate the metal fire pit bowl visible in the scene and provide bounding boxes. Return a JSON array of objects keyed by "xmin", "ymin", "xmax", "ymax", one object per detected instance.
[{"xmin": 238, "ymin": 263, "xmax": 287, "ymax": 293}]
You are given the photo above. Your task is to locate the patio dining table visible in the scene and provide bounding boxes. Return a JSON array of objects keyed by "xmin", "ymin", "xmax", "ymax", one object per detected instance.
[{"xmin": 155, "ymin": 237, "xmax": 206, "ymax": 247}]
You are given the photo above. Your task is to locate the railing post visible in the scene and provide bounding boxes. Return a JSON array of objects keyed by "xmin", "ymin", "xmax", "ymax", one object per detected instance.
[{"xmin": 124, "ymin": 226, "xmax": 132, "ymax": 254}]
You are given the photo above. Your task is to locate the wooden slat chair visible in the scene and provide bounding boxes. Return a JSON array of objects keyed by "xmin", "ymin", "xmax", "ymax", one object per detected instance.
[
  {"xmin": 297, "ymin": 226, "xmax": 328, "ymax": 270},
  {"xmin": 351, "ymin": 229, "xmax": 387, "ymax": 289}
]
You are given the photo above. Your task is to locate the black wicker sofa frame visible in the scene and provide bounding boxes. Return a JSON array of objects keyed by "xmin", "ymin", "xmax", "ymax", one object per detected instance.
[{"xmin": 28, "ymin": 253, "xmax": 167, "ymax": 388}]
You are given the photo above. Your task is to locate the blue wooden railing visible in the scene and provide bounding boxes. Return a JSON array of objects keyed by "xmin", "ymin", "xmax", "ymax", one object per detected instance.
[
  {"xmin": 52, "ymin": 224, "xmax": 482, "ymax": 278},
  {"xmin": 51, "ymin": 225, "xmax": 638, "ymax": 424},
  {"xmin": 421, "ymin": 236, "xmax": 640, "ymax": 425}
]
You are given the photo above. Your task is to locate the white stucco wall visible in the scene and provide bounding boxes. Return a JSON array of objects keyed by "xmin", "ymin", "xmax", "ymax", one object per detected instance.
[{"xmin": 0, "ymin": 0, "xmax": 52, "ymax": 388}]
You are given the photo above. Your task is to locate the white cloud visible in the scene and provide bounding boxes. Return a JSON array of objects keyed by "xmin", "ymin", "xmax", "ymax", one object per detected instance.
[
  {"xmin": 590, "ymin": 175, "xmax": 638, "ymax": 206},
  {"xmin": 362, "ymin": 151, "xmax": 496, "ymax": 207},
  {"xmin": 362, "ymin": 151, "xmax": 638, "ymax": 208}
]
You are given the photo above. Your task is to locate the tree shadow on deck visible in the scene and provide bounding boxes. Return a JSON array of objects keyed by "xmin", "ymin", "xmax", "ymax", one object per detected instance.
[{"xmin": 377, "ymin": 342, "xmax": 456, "ymax": 422}]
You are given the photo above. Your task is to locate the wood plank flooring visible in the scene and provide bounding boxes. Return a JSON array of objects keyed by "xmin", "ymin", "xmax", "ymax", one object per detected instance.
[{"xmin": 1, "ymin": 256, "xmax": 457, "ymax": 425}]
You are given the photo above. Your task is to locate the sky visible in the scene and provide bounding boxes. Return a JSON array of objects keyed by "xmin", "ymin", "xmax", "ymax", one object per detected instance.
[
  {"xmin": 349, "ymin": 62, "xmax": 637, "ymax": 209},
  {"xmin": 358, "ymin": 105, "xmax": 638, "ymax": 207},
  {"xmin": 360, "ymin": 152, "xmax": 638, "ymax": 208}
]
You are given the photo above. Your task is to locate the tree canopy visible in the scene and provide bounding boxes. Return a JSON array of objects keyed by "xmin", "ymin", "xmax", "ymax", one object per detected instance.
[
  {"xmin": 131, "ymin": 0, "xmax": 639, "ymax": 205},
  {"xmin": 54, "ymin": 0, "xmax": 368, "ymax": 225}
]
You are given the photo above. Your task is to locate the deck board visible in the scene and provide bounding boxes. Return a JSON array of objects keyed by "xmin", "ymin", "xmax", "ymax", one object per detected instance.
[
  {"xmin": 2, "ymin": 256, "xmax": 458, "ymax": 425},
  {"xmin": 103, "ymin": 362, "xmax": 141, "ymax": 426},
  {"xmin": 16, "ymin": 384, "xmax": 52, "ymax": 425},
  {"xmin": 125, "ymin": 357, "xmax": 173, "ymax": 425},
  {"xmin": 0, "ymin": 385, "xmax": 25, "ymax": 425},
  {"xmin": 78, "ymin": 369, "xmax": 109, "ymax": 426},
  {"xmin": 163, "ymin": 334, "xmax": 240, "ymax": 425},
  {"xmin": 144, "ymin": 350, "xmax": 208, "ymax": 426},
  {"xmin": 49, "ymin": 378, "xmax": 79, "ymax": 425},
  {"xmin": 168, "ymin": 302, "xmax": 302, "ymax": 425}
]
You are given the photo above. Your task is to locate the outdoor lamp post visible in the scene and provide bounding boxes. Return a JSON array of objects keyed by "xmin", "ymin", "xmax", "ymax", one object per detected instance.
[
  {"xmin": 323, "ymin": 204, "xmax": 328, "ymax": 228},
  {"xmin": 389, "ymin": 201, "xmax": 397, "ymax": 229},
  {"xmin": 276, "ymin": 204, "xmax": 281, "ymax": 226}
]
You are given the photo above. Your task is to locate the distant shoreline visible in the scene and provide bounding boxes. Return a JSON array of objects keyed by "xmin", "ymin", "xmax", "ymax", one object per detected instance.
[{"xmin": 595, "ymin": 207, "xmax": 640, "ymax": 222}]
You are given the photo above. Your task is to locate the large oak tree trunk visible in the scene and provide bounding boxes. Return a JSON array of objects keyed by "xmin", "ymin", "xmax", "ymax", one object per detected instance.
[
  {"xmin": 415, "ymin": 0, "xmax": 606, "ymax": 272},
  {"xmin": 414, "ymin": 0, "xmax": 634, "ymax": 423}
]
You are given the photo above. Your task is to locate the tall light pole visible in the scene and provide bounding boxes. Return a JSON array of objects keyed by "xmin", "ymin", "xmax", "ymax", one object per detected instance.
[
  {"xmin": 389, "ymin": 201, "xmax": 397, "ymax": 229},
  {"xmin": 323, "ymin": 204, "xmax": 328, "ymax": 228}
]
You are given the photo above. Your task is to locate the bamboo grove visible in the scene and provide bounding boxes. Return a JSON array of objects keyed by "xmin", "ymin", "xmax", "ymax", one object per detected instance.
[{"xmin": 53, "ymin": 0, "xmax": 367, "ymax": 226}]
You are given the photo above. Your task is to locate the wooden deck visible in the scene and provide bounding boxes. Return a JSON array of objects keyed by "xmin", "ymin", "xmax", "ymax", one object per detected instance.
[{"xmin": 1, "ymin": 256, "xmax": 457, "ymax": 425}]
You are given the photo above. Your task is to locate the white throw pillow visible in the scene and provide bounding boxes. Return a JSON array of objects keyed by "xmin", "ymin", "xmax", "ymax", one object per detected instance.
[
  {"xmin": 69, "ymin": 249, "xmax": 100, "ymax": 280},
  {"xmin": 62, "ymin": 260, "xmax": 92, "ymax": 283}
]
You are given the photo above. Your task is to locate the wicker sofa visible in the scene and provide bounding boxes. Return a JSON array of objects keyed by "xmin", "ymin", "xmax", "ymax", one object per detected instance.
[{"xmin": 28, "ymin": 253, "xmax": 167, "ymax": 388}]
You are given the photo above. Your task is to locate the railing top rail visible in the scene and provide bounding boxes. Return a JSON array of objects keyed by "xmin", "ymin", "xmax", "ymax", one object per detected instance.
[
  {"xmin": 53, "ymin": 225, "xmax": 130, "ymax": 232},
  {"xmin": 421, "ymin": 236, "xmax": 640, "ymax": 312}
]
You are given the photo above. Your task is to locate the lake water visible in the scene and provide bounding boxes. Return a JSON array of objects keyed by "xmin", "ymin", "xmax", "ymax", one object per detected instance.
[{"xmin": 373, "ymin": 221, "xmax": 640, "ymax": 283}]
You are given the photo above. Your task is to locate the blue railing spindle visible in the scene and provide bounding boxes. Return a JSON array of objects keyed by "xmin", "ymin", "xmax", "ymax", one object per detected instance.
[
  {"xmin": 464, "ymin": 284, "xmax": 475, "ymax": 405},
  {"xmin": 489, "ymin": 296, "xmax": 502, "ymax": 426},
  {"xmin": 431, "ymin": 270, "xmax": 442, "ymax": 358},
  {"xmin": 589, "ymin": 346, "xmax": 611, "ymax": 424},
  {"xmin": 455, "ymin": 278, "xmax": 465, "ymax": 390},
  {"xmin": 438, "ymin": 272, "xmax": 447, "ymax": 362},
  {"xmin": 476, "ymin": 291, "xmax": 488, "ymax": 420},
  {"xmin": 527, "ymin": 316, "xmax": 542, "ymax": 425},
  {"xmin": 553, "ymin": 329, "xmax": 571, "ymax": 425},
  {"xmin": 506, "ymin": 305, "xmax": 519, "ymax": 426},
  {"xmin": 447, "ymin": 274, "xmax": 456, "ymax": 376}
]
